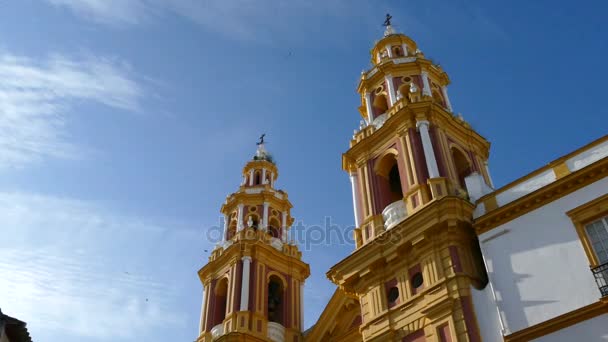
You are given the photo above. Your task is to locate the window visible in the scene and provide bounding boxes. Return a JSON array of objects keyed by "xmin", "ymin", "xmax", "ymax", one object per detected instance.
[
  {"xmin": 268, "ymin": 275, "xmax": 284, "ymax": 324},
  {"xmin": 387, "ymin": 287, "xmax": 399, "ymax": 306},
  {"xmin": 409, "ymin": 264, "xmax": 424, "ymax": 295},
  {"xmin": 586, "ymin": 217, "xmax": 608, "ymax": 264},
  {"xmin": 567, "ymin": 194, "xmax": 608, "ymax": 267}
]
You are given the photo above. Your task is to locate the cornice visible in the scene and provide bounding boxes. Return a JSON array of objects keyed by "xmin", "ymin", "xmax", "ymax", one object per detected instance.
[
  {"xmin": 503, "ymin": 301, "xmax": 608, "ymax": 342},
  {"xmin": 327, "ymin": 196, "xmax": 475, "ymax": 292},
  {"xmin": 221, "ymin": 188, "xmax": 293, "ymax": 213},
  {"xmin": 343, "ymin": 100, "xmax": 489, "ymax": 170},
  {"xmin": 474, "ymin": 157, "xmax": 608, "ymax": 235},
  {"xmin": 199, "ymin": 237, "xmax": 310, "ymax": 281},
  {"xmin": 358, "ymin": 58, "xmax": 450, "ymax": 93}
]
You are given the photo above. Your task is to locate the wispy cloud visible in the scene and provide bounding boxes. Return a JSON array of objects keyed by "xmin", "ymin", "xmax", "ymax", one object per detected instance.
[
  {"xmin": 0, "ymin": 191, "xmax": 202, "ymax": 340},
  {"xmin": 0, "ymin": 53, "xmax": 143, "ymax": 169},
  {"xmin": 44, "ymin": 0, "xmax": 376, "ymax": 43}
]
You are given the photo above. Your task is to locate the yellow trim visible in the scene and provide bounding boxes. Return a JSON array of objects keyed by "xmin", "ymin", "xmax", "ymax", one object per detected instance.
[
  {"xmin": 475, "ymin": 157, "xmax": 608, "ymax": 235},
  {"xmin": 553, "ymin": 160, "xmax": 571, "ymax": 179},
  {"xmin": 567, "ymin": 194, "xmax": 608, "ymax": 267},
  {"xmin": 504, "ymin": 301, "xmax": 608, "ymax": 342}
]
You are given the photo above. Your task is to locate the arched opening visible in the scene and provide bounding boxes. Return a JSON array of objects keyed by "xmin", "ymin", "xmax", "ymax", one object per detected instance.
[
  {"xmin": 254, "ymin": 171, "xmax": 261, "ymax": 185},
  {"xmin": 392, "ymin": 46, "xmax": 404, "ymax": 57},
  {"xmin": 451, "ymin": 147, "xmax": 472, "ymax": 189},
  {"xmin": 398, "ymin": 84, "xmax": 410, "ymax": 101},
  {"xmin": 268, "ymin": 217, "xmax": 281, "ymax": 239},
  {"xmin": 267, "ymin": 275, "xmax": 284, "ymax": 325},
  {"xmin": 227, "ymin": 218, "xmax": 237, "ymax": 240},
  {"xmin": 374, "ymin": 153, "xmax": 404, "ymax": 211},
  {"xmin": 212, "ymin": 277, "xmax": 229, "ymax": 327},
  {"xmin": 372, "ymin": 94, "xmax": 389, "ymax": 118},
  {"xmin": 432, "ymin": 90, "xmax": 445, "ymax": 107}
]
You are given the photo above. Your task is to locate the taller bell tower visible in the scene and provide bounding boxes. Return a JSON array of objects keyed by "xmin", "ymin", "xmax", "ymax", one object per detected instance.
[
  {"xmin": 197, "ymin": 142, "xmax": 310, "ymax": 342},
  {"xmin": 327, "ymin": 17, "xmax": 492, "ymax": 341}
]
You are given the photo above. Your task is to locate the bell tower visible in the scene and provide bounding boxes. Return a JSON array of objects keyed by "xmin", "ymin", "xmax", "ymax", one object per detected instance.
[
  {"xmin": 328, "ymin": 16, "xmax": 492, "ymax": 341},
  {"xmin": 197, "ymin": 140, "xmax": 310, "ymax": 342}
]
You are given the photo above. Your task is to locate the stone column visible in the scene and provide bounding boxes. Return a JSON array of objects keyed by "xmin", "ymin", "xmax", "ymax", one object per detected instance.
[
  {"xmin": 402, "ymin": 43, "xmax": 408, "ymax": 56},
  {"xmin": 421, "ymin": 71, "xmax": 432, "ymax": 97},
  {"xmin": 262, "ymin": 202, "xmax": 269, "ymax": 231},
  {"xmin": 365, "ymin": 92, "xmax": 374, "ymax": 122},
  {"xmin": 248, "ymin": 169, "xmax": 254, "ymax": 186},
  {"xmin": 484, "ymin": 161, "xmax": 495, "ymax": 189},
  {"xmin": 416, "ymin": 120, "xmax": 440, "ymax": 178},
  {"xmin": 237, "ymin": 204, "xmax": 245, "ymax": 231},
  {"xmin": 385, "ymin": 74, "xmax": 396, "ymax": 106},
  {"xmin": 281, "ymin": 211, "xmax": 288, "ymax": 242},
  {"xmin": 239, "ymin": 256, "xmax": 252, "ymax": 311},
  {"xmin": 300, "ymin": 282, "xmax": 305, "ymax": 329},
  {"xmin": 262, "ymin": 168, "xmax": 267, "ymax": 184},
  {"xmin": 441, "ymin": 86, "xmax": 453, "ymax": 112},
  {"xmin": 349, "ymin": 172, "xmax": 362, "ymax": 227},
  {"xmin": 386, "ymin": 45, "xmax": 393, "ymax": 58},
  {"xmin": 222, "ymin": 214, "xmax": 229, "ymax": 241}
]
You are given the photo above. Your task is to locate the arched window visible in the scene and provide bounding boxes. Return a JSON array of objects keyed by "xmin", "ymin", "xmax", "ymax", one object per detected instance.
[
  {"xmin": 432, "ymin": 90, "xmax": 445, "ymax": 107},
  {"xmin": 372, "ymin": 94, "xmax": 389, "ymax": 118},
  {"xmin": 254, "ymin": 171, "xmax": 261, "ymax": 185},
  {"xmin": 374, "ymin": 152, "xmax": 404, "ymax": 212},
  {"xmin": 268, "ymin": 218, "xmax": 281, "ymax": 239},
  {"xmin": 451, "ymin": 147, "xmax": 472, "ymax": 189},
  {"xmin": 392, "ymin": 46, "xmax": 404, "ymax": 57},
  {"xmin": 267, "ymin": 275, "xmax": 284, "ymax": 324},
  {"xmin": 212, "ymin": 278, "xmax": 229, "ymax": 327}
]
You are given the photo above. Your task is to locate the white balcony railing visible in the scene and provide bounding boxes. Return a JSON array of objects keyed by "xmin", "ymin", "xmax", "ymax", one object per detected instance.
[
  {"xmin": 211, "ymin": 324, "xmax": 224, "ymax": 339},
  {"xmin": 267, "ymin": 322, "xmax": 285, "ymax": 342},
  {"xmin": 382, "ymin": 199, "xmax": 407, "ymax": 230}
]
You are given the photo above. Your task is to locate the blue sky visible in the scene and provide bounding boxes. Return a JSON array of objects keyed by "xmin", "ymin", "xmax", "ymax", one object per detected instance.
[{"xmin": 0, "ymin": 0, "xmax": 606, "ymax": 341}]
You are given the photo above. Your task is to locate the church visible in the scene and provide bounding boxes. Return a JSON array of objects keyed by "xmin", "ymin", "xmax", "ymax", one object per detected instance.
[{"xmin": 194, "ymin": 17, "xmax": 608, "ymax": 342}]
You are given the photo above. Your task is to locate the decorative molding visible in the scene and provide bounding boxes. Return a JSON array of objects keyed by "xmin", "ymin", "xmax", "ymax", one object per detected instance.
[
  {"xmin": 503, "ymin": 301, "xmax": 608, "ymax": 342},
  {"xmin": 567, "ymin": 193, "xmax": 608, "ymax": 267},
  {"xmin": 475, "ymin": 157, "xmax": 608, "ymax": 235}
]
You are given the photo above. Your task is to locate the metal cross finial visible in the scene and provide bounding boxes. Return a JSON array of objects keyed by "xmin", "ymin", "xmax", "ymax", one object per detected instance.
[
  {"xmin": 383, "ymin": 13, "xmax": 392, "ymax": 27},
  {"xmin": 257, "ymin": 133, "xmax": 266, "ymax": 146}
]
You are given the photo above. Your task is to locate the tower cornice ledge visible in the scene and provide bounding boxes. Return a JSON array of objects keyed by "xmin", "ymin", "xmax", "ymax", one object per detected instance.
[
  {"xmin": 326, "ymin": 196, "xmax": 475, "ymax": 293},
  {"xmin": 199, "ymin": 235, "xmax": 310, "ymax": 282},
  {"xmin": 344, "ymin": 100, "xmax": 490, "ymax": 171},
  {"xmin": 358, "ymin": 58, "xmax": 450, "ymax": 94}
]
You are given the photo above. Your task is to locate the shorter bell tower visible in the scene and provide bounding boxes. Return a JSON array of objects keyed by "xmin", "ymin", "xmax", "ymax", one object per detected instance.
[{"xmin": 197, "ymin": 141, "xmax": 310, "ymax": 342}]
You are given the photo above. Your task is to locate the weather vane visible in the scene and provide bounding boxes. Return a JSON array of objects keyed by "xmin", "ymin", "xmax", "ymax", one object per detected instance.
[
  {"xmin": 383, "ymin": 13, "xmax": 392, "ymax": 27},
  {"xmin": 257, "ymin": 133, "xmax": 266, "ymax": 146}
]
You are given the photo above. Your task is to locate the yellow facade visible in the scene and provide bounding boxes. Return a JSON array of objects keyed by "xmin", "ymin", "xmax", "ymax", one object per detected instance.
[
  {"xmin": 197, "ymin": 146, "xmax": 310, "ymax": 342},
  {"xmin": 308, "ymin": 22, "xmax": 490, "ymax": 342}
]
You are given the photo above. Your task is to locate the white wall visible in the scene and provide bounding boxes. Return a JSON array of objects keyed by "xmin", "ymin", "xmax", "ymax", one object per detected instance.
[
  {"xmin": 472, "ymin": 177, "xmax": 608, "ymax": 335},
  {"xmin": 471, "ymin": 283, "xmax": 504, "ymax": 342},
  {"xmin": 532, "ymin": 313, "xmax": 608, "ymax": 342}
]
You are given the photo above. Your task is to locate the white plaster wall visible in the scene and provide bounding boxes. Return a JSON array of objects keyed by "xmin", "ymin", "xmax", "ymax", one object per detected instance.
[
  {"xmin": 471, "ymin": 284, "xmax": 504, "ymax": 342},
  {"xmin": 476, "ymin": 177, "xmax": 608, "ymax": 335},
  {"xmin": 532, "ymin": 313, "xmax": 608, "ymax": 342}
]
